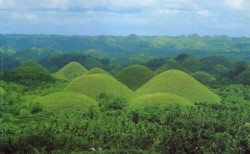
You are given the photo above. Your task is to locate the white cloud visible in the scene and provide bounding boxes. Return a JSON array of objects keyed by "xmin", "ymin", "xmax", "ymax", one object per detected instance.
[
  {"xmin": 198, "ymin": 10, "xmax": 211, "ymax": 17},
  {"xmin": 153, "ymin": 9, "xmax": 180, "ymax": 16},
  {"xmin": 1, "ymin": 0, "xmax": 250, "ymax": 36},
  {"xmin": 0, "ymin": 0, "xmax": 18, "ymax": 9},
  {"xmin": 12, "ymin": 12, "xmax": 38, "ymax": 22},
  {"xmin": 225, "ymin": 0, "xmax": 246, "ymax": 10}
]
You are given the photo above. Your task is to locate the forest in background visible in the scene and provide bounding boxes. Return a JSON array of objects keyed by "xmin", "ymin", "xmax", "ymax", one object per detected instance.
[{"xmin": 1, "ymin": 34, "xmax": 250, "ymax": 70}]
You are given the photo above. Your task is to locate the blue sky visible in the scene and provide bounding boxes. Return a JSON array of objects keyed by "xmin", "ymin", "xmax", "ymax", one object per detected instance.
[{"xmin": 0, "ymin": 0, "xmax": 250, "ymax": 36}]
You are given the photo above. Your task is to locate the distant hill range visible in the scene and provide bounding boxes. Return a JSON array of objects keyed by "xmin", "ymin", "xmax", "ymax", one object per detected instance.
[{"xmin": 1, "ymin": 34, "xmax": 250, "ymax": 61}]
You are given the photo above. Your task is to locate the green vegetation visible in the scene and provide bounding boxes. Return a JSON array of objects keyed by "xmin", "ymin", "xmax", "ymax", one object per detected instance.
[
  {"xmin": 235, "ymin": 66, "xmax": 250, "ymax": 85},
  {"xmin": 115, "ymin": 65, "xmax": 156, "ymax": 91},
  {"xmin": 191, "ymin": 71, "xmax": 216, "ymax": 85},
  {"xmin": 85, "ymin": 68, "xmax": 111, "ymax": 76},
  {"xmin": 52, "ymin": 61, "xmax": 88, "ymax": 80},
  {"xmin": 65, "ymin": 74, "xmax": 133, "ymax": 99},
  {"xmin": 35, "ymin": 92, "xmax": 98, "ymax": 112},
  {"xmin": 1, "ymin": 34, "xmax": 250, "ymax": 153},
  {"xmin": 135, "ymin": 70, "xmax": 221, "ymax": 103},
  {"xmin": 128, "ymin": 92, "xmax": 192, "ymax": 112},
  {"xmin": 3, "ymin": 61, "xmax": 55, "ymax": 88},
  {"xmin": 0, "ymin": 86, "xmax": 5, "ymax": 95},
  {"xmin": 155, "ymin": 58, "xmax": 188, "ymax": 74},
  {"xmin": 176, "ymin": 54, "xmax": 202, "ymax": 72}
]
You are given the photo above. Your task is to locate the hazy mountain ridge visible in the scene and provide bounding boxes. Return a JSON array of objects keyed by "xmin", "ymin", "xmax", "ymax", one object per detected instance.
[{"xmin": 1, "ymin": 34, "xmax": 250, "ymax": 59}]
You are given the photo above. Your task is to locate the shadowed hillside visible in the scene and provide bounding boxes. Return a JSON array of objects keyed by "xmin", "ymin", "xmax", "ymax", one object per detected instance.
[
  {"xmin": 191, "ymin": 71, "xmax": 216, "ymax": 85},
  {"xmin": 235, "ymin": 66, "xmax": 250, "ymax": 84},
  {"xmin": 115, "ymin": 65, "xmax": 156, "ymax": 91},
  {"xmin": 135, "ymin": 70, "xmax": 221, "ymax": 103},
  {"xmin": 65, "ymin": 74, "xmax": 133, "ymax": 99}
]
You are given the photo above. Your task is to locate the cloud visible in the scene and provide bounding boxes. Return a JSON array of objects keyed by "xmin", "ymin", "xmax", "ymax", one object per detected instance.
[
  {"xmin": 1, "ymin": 0, "xmax": 250, "ymax": 36},
  {"xmin": 225, "ymin": 0, "xmax": 245, "ymax": 10},
  {"xmin": 198, "ymin": 10, "xmax": 211, "ymax": 17},
  {"xmin": 11, "ymin": 12, "xmax": 38, "ymax": 22}
]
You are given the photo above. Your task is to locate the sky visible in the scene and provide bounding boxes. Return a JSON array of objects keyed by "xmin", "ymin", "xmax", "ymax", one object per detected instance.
[{"xmin": 0, "ymin": 0, "xmax": 250, "ymax": 36}]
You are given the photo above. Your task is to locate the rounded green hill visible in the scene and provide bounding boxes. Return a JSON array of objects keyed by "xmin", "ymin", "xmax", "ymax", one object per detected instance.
[
  {"xmin": 115, "ymin": 65, "xmax": 156, "ymax": 91},
  {"xmin": 128, "ymin": 92, "xmax": 193, "ymax": 111},
  {"xmin": 85, "ymin": 68, "xmax": 111, "ymax": 76},
  {"xmin": 235, "ymin": 66, "xmax": 250, "ymax": 85},
  {"xmin": 65, "ymin": 74, "xmax": 133, "ymax": 99},
  {"xmin": 191, "ymin": 71, "xmax": 216, "ymax": 85},
  {"xmin": 155, "ymin": 59, "xmax": 188, "ymax": 74},
  {"xmin": 135, "ymin": 70, "xmax": 221, "ymax": 104},
  {"xmin": 52, "ymin": 62, "xmax": 88, "ymax": 79},
  {"xmin": 35, "ymin": 92, "xmax": 98, "ymax": 112}
]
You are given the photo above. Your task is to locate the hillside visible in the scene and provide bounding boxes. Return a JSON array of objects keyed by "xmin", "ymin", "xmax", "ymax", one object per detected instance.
[
  {"xmin": 0, "ymin": 87, "xmax": 5, "ymax": 95},
  {"xmin": 35, "ymin": 92, "xmax": 98, "ymax": 112},
  {"xmin": 128, "ymin": 92, "xmax": 193, "ymax": 111},
  {"xmin": 1, "ymin": 34, "xmax": 250, "ymax": 67},
  {"xmin": 52, "ymin": 61, "xmax": 88, "ymax": 79},
  {"xmin": 191, "ymin": 71, "xmax": 216, "ymax": 85},
  {"xmin": 85, "ymin": 68, "xmax": 111, "ymax": 76},
  {"xmin": 65, "ymin": 74, "xmax": 133, "ymax": 99},
  {"xmin": 115, "ymin": 65, "xmax": 156, "ymax": 91},
  {"xmin": 135, "ymin": 70, "xmax": 221, "ymax": 103},
  {"xmin": 155, "ymin": 59, "xmax": 188, "ymax": 74},
  {"xmin": 235, "ymin": 66, "xmax": 250, "ymax": 84}
]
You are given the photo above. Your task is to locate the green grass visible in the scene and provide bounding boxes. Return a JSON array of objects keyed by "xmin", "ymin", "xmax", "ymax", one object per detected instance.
[
  {"xmin": 135, "ymin": 69, "xmax": 221, "ymax": 104},
  {"xmin": 128, "ymin": 92, "xmax": 193, "ymax": 110},
  {"xmin": 52, "ymin": 61, "xmax": 88, "ymax": 79},
  {"xmin": 85, "ymin": 68, "xmax": 111, "ymax": 76},
  {"xmin": 115, "ymin": 65, "xmax": 156, "ymax": 91},
  {"xmin": 35, "ymin": 92, "xmax": 98, "ymax": 112},
  {"xmin": 155, "ymin": 59, "xmax": 188, "ymax": 74},
  {"xmin": 0, "ymin": 87, "xmax": 6, "ymax": 95},
  {"xmin": 23, "ymin": 95, "xmax": 42, "ymax": 101},
  {"xmin": 65, "ymin": 74, "xmax": 133, "ymax": 100},
  {"xmin": 191, "ymin": 71, "xmax": 216, "ymax": 85}
]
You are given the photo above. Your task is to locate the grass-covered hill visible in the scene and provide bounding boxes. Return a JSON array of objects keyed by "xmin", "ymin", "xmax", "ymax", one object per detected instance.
[
  {"xmin": 35, "ymin": 92, "xmax": 98, "ymax": 112},
  {"xmin": 176, "ymin": 54, "xmax": 202, "ymax": 73},
  {"xmin": 65, "ymin": 74, "xmax": 133, "ymax": 99},
  {"xmin": 128, "ymin": 92, "xmax": 193, "ymax": 112},
  {"xmin": 135, "ymin": 70, "xmax": 221, "ymax": 103},
  {"xmin": 52, "ymin": 61, "xmax": 88, "ymax": 79},
  {"xmin": 191, "ymin": 71, "xmax": 216, "ymax": 85},
  {"xmin": 155, "ymin": 59, "xmax": 188, "ymax": 74},
  {"xmin": 3, "ymin": 61, "xmax": 55, "ymax": 88},
  {"xmin": 85, "ymin": 68, "xmax": 111, "ymax": 76},
  {"xmin": 235, "ymin": 66, "xmax": 250, "ymax": 84},
  {"xmin": 115, "ymin": 65, "xmax": 156, "ymax": 91}
]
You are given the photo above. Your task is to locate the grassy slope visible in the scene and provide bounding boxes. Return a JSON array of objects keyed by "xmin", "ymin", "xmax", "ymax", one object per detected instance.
[
  {"xmin": 135, "ymin": 70, "xmax": 221, "ymax": 103},
  {"xmin": 65, "ymin": 74, "xmax": 133, "ymax": 99},
  {"xmin": 128, "ymin": 92, "xmax": 193, "ymax": 111},
  {"xmin": 191, "ymin": 71, "xmax": 216, "ymax": 84},
  {"xmin": 115, "ymin": 65, "xmax": 156, "ymax": 91},
  {"xmin": 0, "ymin": 87, "xmax": 5, "ymax": 95},
  {"xmin": 155, "ymin": 59, "xmax": 188, "ymax": 74},
  {"xmin": 52, "ymin": 61, "xmax": 88, "ymax": 79},
  {"xmin": 85, "ymin": 68, "xmax": 111, "ymax": 76},
  {"xmin": 235, "ymin": 66, "xmax": 250, "ymax": 84},
  {"xmin": 35, "ymin": 92, "xmax": 98, "ymax": 112}
]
